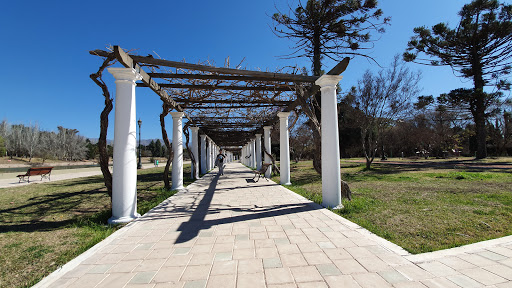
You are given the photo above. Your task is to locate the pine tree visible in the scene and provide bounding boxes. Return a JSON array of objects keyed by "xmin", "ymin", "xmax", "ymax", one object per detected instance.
[{"xmin": 404, "ymin": 0, "xmax": 512, "ymax": 158}]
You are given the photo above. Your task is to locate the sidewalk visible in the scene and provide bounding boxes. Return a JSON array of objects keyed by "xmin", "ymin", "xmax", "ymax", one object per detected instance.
[
  {"xmin": 35, "ymin": 162, "xmax": 512, "ymax": 288},
  {"xmin": 0, "ymin": 163, "xmax": 171, "ymax": 189}
]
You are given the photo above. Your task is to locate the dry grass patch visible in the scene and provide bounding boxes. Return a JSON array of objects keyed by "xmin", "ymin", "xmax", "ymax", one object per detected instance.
[{"xmin": 0, "ymin": 165, "xmax": 192, "ymax": 288}]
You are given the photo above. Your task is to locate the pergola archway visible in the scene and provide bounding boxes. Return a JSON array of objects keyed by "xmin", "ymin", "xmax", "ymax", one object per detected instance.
[{"xmin": 91, "ymin": 46, "xmax": 347, "ymax": 224}]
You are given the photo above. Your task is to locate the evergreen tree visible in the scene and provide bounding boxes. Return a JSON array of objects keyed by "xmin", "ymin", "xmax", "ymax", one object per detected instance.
[
  {"xmin": 272, "ymin": 0, "xmax": 389, "ymax": 173},
  {"xmin": 404, "ymin": 0, "xmax": 512, "ymax": 158}
]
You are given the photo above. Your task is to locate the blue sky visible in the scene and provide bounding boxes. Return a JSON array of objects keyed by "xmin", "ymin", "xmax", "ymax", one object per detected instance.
[{"xmin": 0, "ymin": 0, "xmax": 495, "ymax": 140}]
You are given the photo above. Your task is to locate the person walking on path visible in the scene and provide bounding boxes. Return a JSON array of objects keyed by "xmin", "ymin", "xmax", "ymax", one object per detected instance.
[{"xmin": 215, "ymin": 149, "xmax": 227, "ymax": 175}]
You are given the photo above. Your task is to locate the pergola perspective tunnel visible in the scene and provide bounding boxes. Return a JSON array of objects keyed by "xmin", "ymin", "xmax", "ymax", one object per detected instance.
[{"xmin": 90, "ymin": 46, "xmax": 348, "ymax": 224}]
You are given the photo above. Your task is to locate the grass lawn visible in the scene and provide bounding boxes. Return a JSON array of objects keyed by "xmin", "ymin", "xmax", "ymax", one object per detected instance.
[
  {"xmin": 273, "ymin": 160, "xmax": 512, "ymax": 254},
  {"xmin": 0, "ymin": 165, "xmax": 193, "ymax": 288}
]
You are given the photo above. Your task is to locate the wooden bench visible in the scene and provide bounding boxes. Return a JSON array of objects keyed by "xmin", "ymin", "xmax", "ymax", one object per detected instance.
[
  {"xmin": 253, "ymin": 163, "xmax": 271, "ymax": 182},
  {"xmin": 17, "ymin": 167, "xmax": 53, "ymax": 183}
]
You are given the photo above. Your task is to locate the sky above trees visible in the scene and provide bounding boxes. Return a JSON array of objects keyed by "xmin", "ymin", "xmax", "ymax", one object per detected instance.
[{"xmin": 1, "ymin": 0, "xmax": 501, "ymax": 140}]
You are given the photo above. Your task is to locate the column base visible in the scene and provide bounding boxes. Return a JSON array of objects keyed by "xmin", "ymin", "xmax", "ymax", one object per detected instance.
[
  {"xmin": 108, "ymin": 213, "xmax": 140, "ymax": 225},
  {"xmin": 281, "ymin": 182, "xmax": 292, "ymax": 185},
  {"xmin": 171, "ymin": 185, "xmax": 185, "ymax": 191},
  {"xmin": 322, "ymin": 202, "xmax": 344, "ymax": 210}
]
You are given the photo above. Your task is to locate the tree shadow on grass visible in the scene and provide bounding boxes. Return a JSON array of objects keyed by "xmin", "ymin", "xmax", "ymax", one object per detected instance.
[{"xmin": 0, "ymin": 170, "xmax": 187, "ymax": 234}]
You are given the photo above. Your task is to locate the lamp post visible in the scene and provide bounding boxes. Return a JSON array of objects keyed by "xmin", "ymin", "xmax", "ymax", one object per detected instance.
[{"xmin": 137, "ymin": 118, "xmax": 142, "ymax": 169}]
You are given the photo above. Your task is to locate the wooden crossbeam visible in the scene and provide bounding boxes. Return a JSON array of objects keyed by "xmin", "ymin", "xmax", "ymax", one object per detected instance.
[
  {"xmin": 181, "ymin": 105, "xmax": 285, "ymax": 109},
  {"xmin": 174, "ymin": 99, "xmax": 292, "ymax": 105},
  {"xmin": 147, "ymin": 73, "xmax": 314, "ymax": 83},
  {"xmin": 129, "ymin": 55, "xmax": 318, "ymax": 82},
  {"xmin": 138, "ymin": 83, "xmax": 294, "ymax": 92}
]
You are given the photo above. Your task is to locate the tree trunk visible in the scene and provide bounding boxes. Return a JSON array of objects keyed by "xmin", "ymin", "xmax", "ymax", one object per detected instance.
[
  {"xmin": 160, "ymin": 104, "xmax": 173, "ymax": 190},
  {"xmin": 472, "ymin": 54, "xmax": 487, "ymax": 159},
  {"xmin": 90, "ymin": 55, "xmax": 116, "ymax": 197}
]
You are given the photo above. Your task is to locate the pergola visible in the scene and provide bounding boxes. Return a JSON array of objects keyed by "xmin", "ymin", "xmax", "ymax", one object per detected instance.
[{"xmin": 91, "ymin": 46, "xmax": 347, "ymax": 224}]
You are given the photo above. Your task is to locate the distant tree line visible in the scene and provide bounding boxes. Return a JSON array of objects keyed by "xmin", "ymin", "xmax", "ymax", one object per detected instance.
[{"xmin": 0, "ymin": 120, "xmax": 88, "ymax": 162}]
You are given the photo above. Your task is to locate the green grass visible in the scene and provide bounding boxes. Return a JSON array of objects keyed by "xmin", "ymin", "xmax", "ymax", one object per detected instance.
[
  {"xmin": 0, "ymin": 165, "xmax": 192, "ymax": 288},
  {"xmin": 274, "ymin": 160, "xmax": 512, "ymax": 254}
]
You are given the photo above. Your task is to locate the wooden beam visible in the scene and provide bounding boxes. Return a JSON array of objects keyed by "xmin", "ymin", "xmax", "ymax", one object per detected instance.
[
  {"xmin": 174, "ymin": 99, "xmax": 292, "ymax": 105},
  {"xmin": 137, "ymin": 83, "xmax": 294, "ymax": 92},
  {"xmin": 130, "ymin": 55, "xmax": 318, "ymax": 82},
  {"xmin": 147, "ymin": 73, "xmax": 314, "ymax": 83},
  {"xmin": 181, "ymin": 105, "xmax": 285, "ymax": 109}
]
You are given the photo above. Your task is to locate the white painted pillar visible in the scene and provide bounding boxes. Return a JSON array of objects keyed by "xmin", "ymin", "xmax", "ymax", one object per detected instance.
[
  {"xmin": 252, "ymin": 139, "xmax": 257, "ymax": 168},
  {"xmin": 263, "ymin": 126, "xmax": 272, "ymax": 178},
  {"xmin": 200, "ymin": 134, "xmax": 207, "ymax": 174},
  {"xmin": 107, "ymin": 67, "xmax": 142, "ymax": 225},
  {"xmin": 191, "ymin": 127, "xmax": 199, "ymax": 179},
  {"xmin": 255, "ymin": 133, "xmax": 262, "ymax": 170},
  {"xmin": 170, "ymin": 112, "xmax": 184, "ymax": 190},
  {"xmin": 316, "ymin": 75, "xmax": 344, "ymax": 209},
  {"xmin": 278, "ymin": 112, "xmax": 291, "ymax": 185},
  {"xmin": 206, "ymin": 138, "xmax": 211, "ymax": 171}
]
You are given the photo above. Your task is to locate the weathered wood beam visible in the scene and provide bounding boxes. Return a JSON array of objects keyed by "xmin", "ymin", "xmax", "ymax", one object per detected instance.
[
  {"xmin": 175, "ymin": 99, "xmax": 292, "ymax": 105},
  {"xmin": 147, "ymin": 73, "xmax": 314, "ymax": 83},
  {"xmin": 181, "ymin": 104, "xmax": 285, "ymax": 109},
  {"xmin": 138, "ymin": 83, "xmax": 294, "ymax": 92},
  {"xmin": 129, "ymin": 55, "xmax": 318, "ymax": 82}
]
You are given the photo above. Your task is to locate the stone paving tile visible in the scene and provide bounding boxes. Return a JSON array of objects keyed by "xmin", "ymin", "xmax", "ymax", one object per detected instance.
[
  {"xmin": 302, "ymin": 251, "xmax": 332, "ymax": 265},
  {"xmin": 417, "ymin": 261, "xmax": 458, "ymax": 277},
  {"xmin": 96, "ymin": 273, "xmax": 136, "ymax": 287},
  {"xmin": 264, "ymin": 267, "xmax": 295, "ymax": 285},
  {"xmin": 290, "ymin": 265, "xmax": 324, "ymax": 282},
  {"xmin": 395, "ymin": 264, "xmax": 434, "ymax": 281},
  {"xmin": 316, "ymin": 263, "xmax": 342, "ymax": 276},
  {"xmin": 356, "ymin": 256, "xmax": 390, "ymax": 272},
  {"xmin": 421, "ymin": 277, "xmax": 462, "ymax": 288},
  {"xmin": 152, "ymin": 266, "xmax": 185, "ymax": 283},
  {"xmin": 181, "ymin": 265, "xmax": 211, "ymax": 281},
  {"xmin": 334, "ymin": 259, "xmax": 368, "ymax": 274},
  {"xmin": 483, "ymin": 264, "xmax": 512, "ymax": 280},
  {"xmin": 352, "ymin": 272, "xmax": 393, "ymax": 287},
  {"xmin": 460, "ymin": 267, "xmax": 508, "ymax": 285},
  {"xmin": 34, "ymin": 163, "xmax": 512, "ymax": 288},
  {"xmin": 207, "ymin": 274, "xmax": 236, "ymax": 288},
  {"xmin": 237, "ymin": 273, "xmax": 265, "ymax": 288},
  {"xmin": 324, "ymin": 275, "xmax": 362, "ymax": 287},
  {"xmin": 238, "ymin": 258, "xmax": 264, "ymax": 274},
  {"xmin": 133, "ymin": 258, "xmax": 166, "ymax": 272}
]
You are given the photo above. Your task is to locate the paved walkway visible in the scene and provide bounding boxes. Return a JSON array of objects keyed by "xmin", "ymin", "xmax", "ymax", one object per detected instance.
[
  {"xmin": 0, "ymin": 163, "xmax": 158, "ymax": 189},
  {"xmin": 35, "ymin": 162, "xmax": 512, "ymax": 288}
]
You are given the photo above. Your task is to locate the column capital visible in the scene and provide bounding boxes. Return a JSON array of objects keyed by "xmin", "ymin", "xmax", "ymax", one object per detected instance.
[
  {"xmin": 200, "ymin": 134, "xmax": 207, "ymax": 139},
  {"xmin": 190, "ymin": 126, "xmax": 200, "ymax": 132},
  {"xmin": 108, "ymin": 68, "xmax": 142, "ymax": 82},
  {"xmin": 315, "ymin": 75, "xmax": 343, "ymax": 89},
  {"xmin": 170, "ymin": 112, "xmax": 184, "ymax": 119},
  {"xmin": 255, "ymin": 133, "xmax": 262, "ymax": 137},
  {"xmin": 263, "ymin": 126, "xmax": 272, "ymax": 131},
  {"xmin": 277, "ymin": 111, "xmax": 290, "ymax": 118}
]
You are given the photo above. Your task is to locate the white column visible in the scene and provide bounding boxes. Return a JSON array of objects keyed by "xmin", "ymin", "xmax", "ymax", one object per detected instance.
[
  {"xmin": 107, "ymin": 67, "xmax": 141, "ymax": 225},
  {"xmin": 191, "ymin": 127, "xmax": 199, "ymax": 179},
  {"xmin": 316, "ymin": 75, "xmax": 344, "ymax": 209},
  {"xmin": 278, "ymin": 112, "xmax": 291, "ymax": 185},
  {"xmin": 206, "ymin": 138, "xmax": 211, "ymax": 171},
  {"xmin": 170, "ymin": 112, "xmax": 184, "ymax": 191},
  {"xmin": 263, "ymin": 126, "xmax": 272, "ymax": 178},
  {"xmin": 255, "ymin": 134, "xmax": 262, "ymax": 170},
  {"xmin": 200, "ymin": 134, "xmax": 207, "ymax": 174}
]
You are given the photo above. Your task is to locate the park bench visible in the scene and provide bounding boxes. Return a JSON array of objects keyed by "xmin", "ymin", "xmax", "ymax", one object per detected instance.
[
  {"xmin": 17, "ymin": 167, "xmax": 53, "ymax": 183},
  {"xmin": 253, "ymin": 163, "xmax": 271, "ymax": 182}
]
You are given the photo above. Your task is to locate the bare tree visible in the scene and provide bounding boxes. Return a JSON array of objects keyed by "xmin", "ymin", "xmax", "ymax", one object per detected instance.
[
  {"xmin": 353, "ymin": 55, "xmax": 421, "ymax": 168},
  {"xmin": 22, "ymin": 123, "xmax": 40, "ymax": 162}
]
